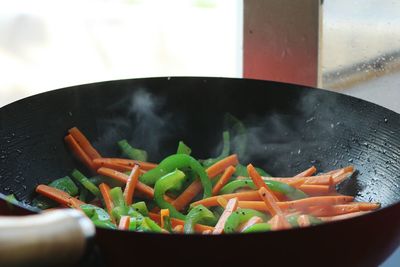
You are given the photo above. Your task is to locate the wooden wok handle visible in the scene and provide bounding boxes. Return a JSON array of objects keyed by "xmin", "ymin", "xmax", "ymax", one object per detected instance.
[{"xmin": 0, "ymin": 209, "xmax": 95, "ymax": 267}]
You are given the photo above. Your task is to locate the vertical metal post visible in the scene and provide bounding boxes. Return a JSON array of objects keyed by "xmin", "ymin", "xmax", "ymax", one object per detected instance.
[{"xmin": 243, "ymin": 0, "xmax": 322, "ymax": 87}]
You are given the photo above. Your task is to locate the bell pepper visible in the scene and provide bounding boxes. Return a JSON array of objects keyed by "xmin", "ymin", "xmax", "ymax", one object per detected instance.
[
  {"xmin": 109, "ymin": 187, "xmax": 125, "ymax": 208},
  {"xmin": 141, "ymin": 154, "xmax": 212, "ymax": 199},
  {"xmin": 184, "ymin": 205, "xmax": 217, "ymax": 234},
  {"xmin": 71, "ymin": 169, "xmax": 101, "ymax": 197},
  {"xmin": 81, "ymin": 204, "xmax": 117, "ymax": 229},
  {"xmin": 118, "ymin": 139, "xmax": 148, "ymax": 161},
  {"xmin": 287, "ymin": 214, "xmax": 323, "ymax": 227},
  {"xmin": 219, "ymin": 179, "xmax": 308, "ymax": 200},
  {"xmin": 224, "ymin": 208, "xmax": 270, "ymax": 233},
  {"xmin": 131, "ymin": 201, "xmax": 149, "ymax": 216},
  {"xmin": 242, "ymin": 223, "xmax": 271, "ymax": 233},
  {"xmin": 137, "ymin": 217, "xmax": 163, "ymax": 233},
  {"xmin": 177, "ymin": 141, "xmax": 192, "ymax": 155},
  {"xmin": 154, "ymin": 169, "xmax": 187, "ymax": 220}
]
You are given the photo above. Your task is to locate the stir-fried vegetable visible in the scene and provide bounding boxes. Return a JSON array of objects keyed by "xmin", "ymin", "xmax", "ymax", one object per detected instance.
[{"xmin": 29, "ymin": 125, "xmax": 381, "ymax": 234}]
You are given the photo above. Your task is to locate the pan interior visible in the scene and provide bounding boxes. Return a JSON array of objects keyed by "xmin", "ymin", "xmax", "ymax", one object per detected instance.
[{"xmin": 0, "ymin": 77, "xmax": 399, "ymax": 208}]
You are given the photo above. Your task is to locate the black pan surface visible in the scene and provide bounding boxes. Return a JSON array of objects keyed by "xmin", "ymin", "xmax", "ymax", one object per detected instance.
[{"xmin": 0, "ymin": 77, "xmax": 399, "ymax": 266}]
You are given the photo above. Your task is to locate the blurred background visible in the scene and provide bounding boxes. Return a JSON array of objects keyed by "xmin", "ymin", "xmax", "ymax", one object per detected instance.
[{"xmin": 0, "ymin": 0, "xmax": 399, "ymax": 265}]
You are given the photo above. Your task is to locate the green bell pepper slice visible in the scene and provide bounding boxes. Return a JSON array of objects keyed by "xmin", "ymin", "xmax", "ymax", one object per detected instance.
[
  {"xmin": 141, "ymin": 154, "xmax": 212, "ymax": 199},
  {"xmin": 71, "ymin": 169, "xmax": 101, "ymax": 197},
  {"xmin": 242, "ymin": 223, "xmax": 271, "ymax": 233},
  {"xmin": 131, "ymin": 201, "xmax": 149, "ymax": 216},
  {"xmin": 81, "ymin": 204, "xmax": 117, "ymax": 229},
  {"xmin": 109, "ymin": 187, "xmax": 125, "ymax": 208},
  {"xmin": 184, "ymin": 205, "xmax": 217, "ymax": 234},
  {"xmin": 154, "ymin": 169, "xmax": 186, "ymax": 220},
  {"xmin": 224, "ymin": 208, "xmax": 270, "ymax": 233},
  {"xmin": 219, "ymin": 179, "xmax": 308, "ymax": 200},
  {"xmin": 118, "ymin": 139, "xmax": 148, "ymax": 161},
  {"xmin": 177, "ymin": 141, "xmax": 192, "ymax": 155},
  {"xmin": 287, "ymin": 214, "xmax": 323, "ymax": 227}
]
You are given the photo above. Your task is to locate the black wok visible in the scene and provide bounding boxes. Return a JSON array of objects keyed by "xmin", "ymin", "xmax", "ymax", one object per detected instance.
[{"xmin": 0, "ymin": 77, "xmax": 399, "ymax": 267}]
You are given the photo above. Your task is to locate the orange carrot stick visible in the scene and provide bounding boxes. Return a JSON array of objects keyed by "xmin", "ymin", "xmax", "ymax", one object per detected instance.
[
  {"xmin": 332, "ymin": 171, "xmax": 354, "ymax": 185},
  {"xmin": 68, "ymin": 127, "xmax": 101, "ymax": 159},
  {"xmin": 212, "ymin": 166, "xmax": 236, "ymax": 195},
  {"xmin": 202, "ymin": 230, "xmax": 212, "ymax": 234},
  {"xmin": 268, "ymin": 214, "xmax": 291, "ymax": 230},
  {"xmin": 307, "ymin": 202, "xmax": 380, "ymax": 217},
  {"xmin": 118, "ymin": 216, "xmax": 130, "ymax": 230},
  {"xmin": 248, "ymin": 164, "xmax": 278, "ymax": 201},
  {"xmin": 93, "ymin": 158, "xmax": 157, "ymax": 171},
  {"xmin": 99, "ymin": 183, "xmax": 114, "ymax": 220},
  {"xmin": 160, "ymin": 209, "xmax": 170, "ymax": 229},
  {"xmin": 298, "ymin": 184, "xmax": 331, "ymax": 196},
  {"xmin": 64, "ymin": 134, "xmax": 97, "ymax": 172},
  {"xmin": 304, "ymin": 175, "xmax": 333, "ymax": 185},
  {"xmin": 297, "ymin": 215, "xmax": 311, "ymax": 227},
  {"xmin": 257, "ymin": 187, "xmax": 283, "ymax": 216},
  {"xmin": 148, "ymin": 212, "xmax": 214, "ymax": 232},
  {"xmin": 239, "ymin": 216, "xmax": 263, "ymax": 232},
  {"xmin": 173, "ymin": 225, "xmax": 184, "ymax": 233},
  {"xmin": 217, "ymin": 196, "xmax": 228, "ymax": 208},
  {"xmin": 213, "ymin": 197, "xmax": 239, "ymax": 234},
  {"xmin": 123, "ymin": 164, "xmax": 141, "ymax": 205},
  {"xmin": 172, "ymin": 154, "xmax": 239, "ymax": 211},
  {"xmin": 318, "ymin": 211, "xmax": 371, "ymax": 222},
  {"xmin": 295, "ymin": 166, "xmax": 317, "ymax": 177},
  {"xmin": 191, "ymin": 191, "xmax": 260, "ymax": 207},
  {"xmin": 36, "ymin": 184, "xmax": 85, "ymax": 208}
]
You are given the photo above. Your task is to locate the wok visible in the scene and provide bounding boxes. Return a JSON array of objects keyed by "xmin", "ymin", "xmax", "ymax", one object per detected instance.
[{"xmin": 0, "ymin": 77, "xmax": 399, "ymax": 267}]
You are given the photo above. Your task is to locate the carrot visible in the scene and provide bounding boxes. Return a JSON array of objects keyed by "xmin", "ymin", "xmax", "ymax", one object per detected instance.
[
  {"xmin": 118, "ymin": 216, "xmax": 130, "ymax": 230},
  {"xmin": 202, "ymin": 230, "xmax": 212, "ymax": 234},
  {"xmin": 295, "ymin": 166, "xmax": 317, "ymax": 177},
  {"xmin": 297, "ymin": 215, "xmax": 311, "ymax": 227},
  {"xmin": 68, "ymin": 127, "xmax": 102, "ymax": 159},
  {"xmin": 64, "ymin": 134, "xmax": 97, "ymax": 172},
  {"xmin": 304, "ymin": 175, "xmax": 333, "ymax": 185},
  {"xmin": 257, "ymin": 187, "xmax": 283, "ymax": 216},
  {"xmin": 172, "ymin": 154, "xmax": 239, "ymax": 210},
  {"xmin": 99, "ymin": 183, "xmax": 114, "ymax": 220},
  {"xmin": 160, "ymin": 209, "xmax": 170, "ymax": 229},
  {"xmin": 123, "ymin": 164, "xmax": 141, "ymax": 205},
  {"xmin": 148, "ymin": 212, "xmax": 214, "ymax": 232},
  {"xmin": 325, "ymin": 165, "xmax": 354, "ymax": 175},
  {"xmin": 97, "ymin": 167, "xmax": 173, "ymax": 202},
  {"xmin": 239, "ymin": 216, "xmax": 263, "ymax": 232},
  {"xmin": 36, "ymin": 184, "xmax": 85, "ymax": 208},
  {"xmin": 212, "ymin": 166, "xmax": 236, "ymax": 195},
  {"xmin": 238, "ymin": 196, "xmax": 354, "ymax": 211},
  {"xmin": 173, "ymin": 225, "xmax": 184, "ymax": 233},
  {"xmin": 213, "ymin": 197, "xmax": 239, "ymax": 234},
  {"xmin": 93, "ymin": 158, "xmax": 157, "ymax": 171},
  {"xmin": 191, "ymin": 191, "xmax": 260, "ymax": 207},
  {"xmin": 247, "ymin": 164, "xmax": 278, "ymax": 201},
  {"xmin": 307, "ymin": 202, "xmax": 380, "ymax": 217},
  {"xmin": 268, "ymin": 214, "xmax": 291, "ymax": 230},
  {"xmin": 207, "ymin": 154, "xmax": 239, "ymax": 178},
  {"xmin": 332, "ymin": 171, "xmax": 354, "ymax": 185},
  {"xmin": 318, "ymin": 211, "xmax": 371, "ymax": 222},
  {"xmin": 298, "ymin": 184, "xmax": 331, "ymax": 196},
  {"xmin": 287, "ymin": 178, "xmax": 306, "ymax": 188},
  {"xmin": 217, "ymin": 196, "xmax": 228, "ymax": 208}
]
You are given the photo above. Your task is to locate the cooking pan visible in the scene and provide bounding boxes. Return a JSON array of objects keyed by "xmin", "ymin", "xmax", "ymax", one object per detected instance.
[{"xmin": 0, "ymin": 77, "xmax": 399, "ymax": 267}]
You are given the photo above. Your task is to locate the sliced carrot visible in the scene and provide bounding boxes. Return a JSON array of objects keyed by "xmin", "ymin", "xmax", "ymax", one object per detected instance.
[
  {"xmin": 99, "ymin": 183, "xmax": 114, "ymax": 221},
  {"xmin": 213, "ymin": 197, "xmax": 239, "ymax": 234},
  {"xmin": 202, "ymin": 230, "xmax": 212, "ymax": 234},
  {"xmin": 191, "ymin": 191, "xmax": 260, "ymax": 207},
  {"xmin": 118, "ymin": 216, "xmax": 130, "ymax": 230},
  {"xmin": 295, "ymin": 166, "xmax": 317, "ymax": 177},
  {"xmin": 172, "ymin": 154, "xmax": 239, "ymax": 211},
  {"xmin": 268, "ymin": 214, "xmax": 291, "ymax": 230},
  {"xmin": 297, "ymin": 215, "xmax": 311, "ymax": 227},
  {"xmin": 257, "ymin": 187, "xmax": 283, "ymax": 216},
  {"xmin": 64, "ymin": 134, "xmax": 97, "ymax": 172},
  {"xmin": 68, "ymin": 127, "xmax": 101, "ymax": 159},
  {"xmin": 36, "ymin": 184, "xmax": 85, "ymax": 208},
  {"xmin": 217, "ymin": 196, "xmax": 228, "ymax": 208},
  {"xmin": 287, "ymin": 178, "xmax": 306, "ymax": 188},
  {"xmin": 318, "ymin": 211, "xmax": 371, "ymax": 222},
  {"xmin": 304, "ymin": 175, "xmax": 333, "ymax": 185},
  {"xmin": 325, "ymin": 165, "xmax": 354, "ymax": 175},
  {"xmin": 212, "ymin": 166, "xmax": 236, "ymax": 195},
  {"xmin": 160, "ymin": 209, "xmax": 170, "ymax": 229},
  {"xmin": 239, "ymin": 216, "xmax": 263, "ymax": 232},
  {"xmin": 248, "ymin": 164, "xmax": 278, "ymax": 201},
  {"xmin": 173, "ymin": 225, "xmax": 184, "ymax": 233},
  {"xmin": 93, "ymin": 158, "xmax": 157, "ymax": 171},
  {"xmin": 123, "ymin": 164, "xmax": 141, "ymax": 205},
  {"xmin": 148, "ymin": 212, "xmax": 214, "ymax": 232},
  {"xmin": 98, "ymin": 167, "xmax": 173, "ymax": 202},
  {"xmin": 298, "ymin": 184, "xmax": 331, "ymax": 196},
  {"xmin": 308, "ymin": 202, "xmax": 381, "ymax": 217},
  {"xmin": 332, "ymin": 171, "xmax": 353, "ymax": 185}
]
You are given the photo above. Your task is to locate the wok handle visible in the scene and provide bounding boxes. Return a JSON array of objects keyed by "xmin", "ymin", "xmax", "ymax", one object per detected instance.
[{"xmin": 0, "ymin": 209, "xmax": 95, "ymax": 267}]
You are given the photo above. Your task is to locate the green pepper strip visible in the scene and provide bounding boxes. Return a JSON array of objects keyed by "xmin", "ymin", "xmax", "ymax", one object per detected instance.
[
  {"xmin": 118, "ymin": 139, "xmax": 148, "ymax": 161},
  {"xmin": 71, "ymin": 169, "xmax": 101, "ymax": 197},
  {"xmin": 131, "ymin": 201, "xmax": 149, "ymax": 216},
  {"xmin": 81, "ymin": 204, "xmax": 116, "ymax": 229},
  {"xmin": 286, "ymin": 214, "xmax": 323, "ymax": 227},
  {"xmin": 184, "ymin": 205, "xmax": 217, "ymax": 234},
  {"xmin": 224, "ymin": 208, "xmax": 270, "ymax": 233},
  {"xmin": 177, "ymin": 141, "xmax": 192, "ymax": 155},
  {"xmin": 154, "ymin": 169, "xmax": 187, "ymax": 220},
  {"xmin": 112, "ymin": 206, "xmax": 144, "ymax": 222},
  {"xmin": 109, "ymin": 187, "xmax": 125, "ymax": 208},
  {"xmin": 201, "ymin": 131, "xmax": 230, "ymax": 168},
  {"xmin": 219, "ymin": 179, "xmax": 308, "ymax": 200},
  {"xmin": 242, "ymin": 223, "xmax": 271, "ymax": 233},
  {"xmin": 141, "ymin": 154, "xmax": 212, "ymax": 199}
]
